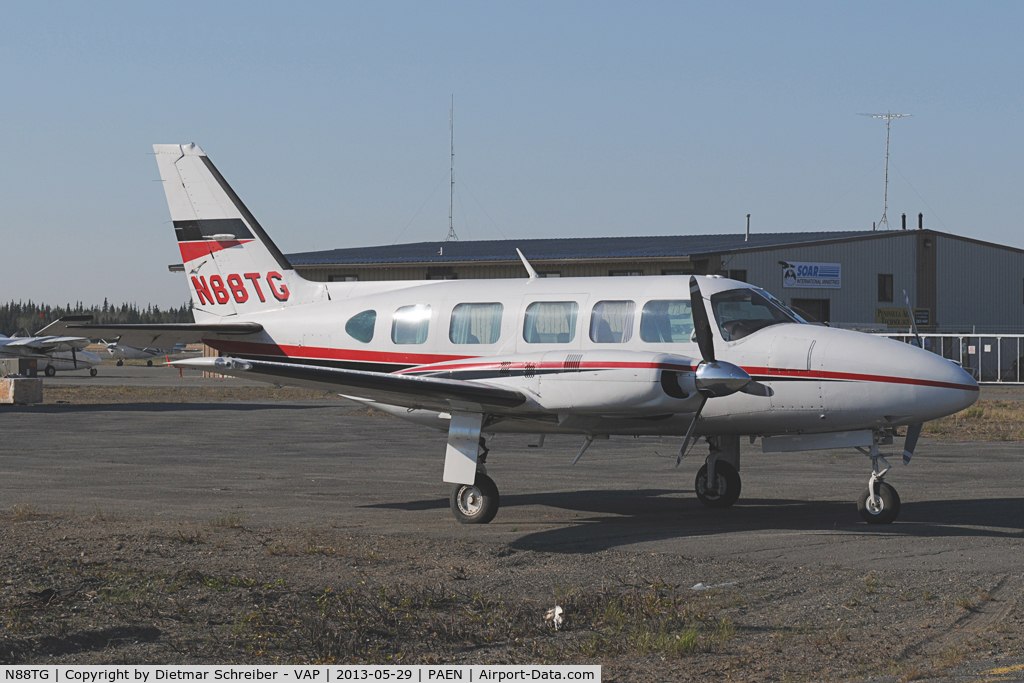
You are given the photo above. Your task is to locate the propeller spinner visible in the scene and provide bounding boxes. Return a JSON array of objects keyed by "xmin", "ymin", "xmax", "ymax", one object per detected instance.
[{"xmin": 676, "ymin": 277, "xmax": 752, "ymax": 466}]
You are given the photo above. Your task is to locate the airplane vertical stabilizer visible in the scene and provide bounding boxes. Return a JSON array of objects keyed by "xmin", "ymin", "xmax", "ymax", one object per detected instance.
[{"xmin": 154, "ymin": 144, "xmax": 323, "ymax": 321}]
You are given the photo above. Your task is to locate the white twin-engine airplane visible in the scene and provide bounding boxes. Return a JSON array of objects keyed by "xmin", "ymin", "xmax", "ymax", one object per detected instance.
[{"xmin": 95, "ymin": 143, "xmax": 982, "ymax": 525}]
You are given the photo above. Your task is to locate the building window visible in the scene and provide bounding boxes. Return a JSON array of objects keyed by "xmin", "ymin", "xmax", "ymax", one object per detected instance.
[
  {"xmin": 878, "ymin": 274, "xmax": 894, "ymax": 302},
  {"xmin": 790, "ymin": 298, "xmax": 830, "ymax": 324},
  {"xmin": 449, "ymin": 303, "xmax": 503, "ymax": 344},
  {"xmin": 328, "ymin": 275, "xmax": 359, "ymax": 282},
  {"xmin": 610, "ymin": 270, "xmax": 643, "ymax": 277},
  {"xmin": 537, "ymin": 271, "xmax": 561, "ymax": 278},
  {"xmin": 523, "ymin": 302, "xmax": 579, "ymax": 343},
  {"xmin": 344, "ymin": 310, "xmax": 376, "ymax": 343},
  {"xmin": 590, "ymin": 301, "xmax": 636, "ymax": 343},
  {"xmin": 639, "ymin": 300, "xmax": 694, "ymax": 343},
  {"xmin": 391, "ymin": 304, "xmax": 431, "ymax": 344},
  {"xmin": 661, "ymin": 269, "xmax": 693, "ymax": 276},
  {"xmin": 728, "ymin": 269, "xmax": 747, "ymax": 282}
]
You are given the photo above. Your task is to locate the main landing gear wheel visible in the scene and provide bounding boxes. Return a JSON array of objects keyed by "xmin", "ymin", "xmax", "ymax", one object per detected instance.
[
  {"xmin": 450, "ymin": 473, "xmax": 500, "ymax": 525},
  {"xmin": 858, "ymin": 482, "xmax": 901, "ymax": 524},
  {"xmin": 116, "ymin": 360, "xmax": 123, "ymax": 366},
  {"xmin": 89, "ymin": 368, "xmax": 98, "ymax": 377},
  {"xmin": 695, "ymin": 460, "xmax": 741, "ymax": 508},
  {"xmin": 147, "ymin": 360, "xmax": 153, "ymax": 367},
  {"xmin": 44, "ymin": 365, "xmax": 56, "ymax": 377}
]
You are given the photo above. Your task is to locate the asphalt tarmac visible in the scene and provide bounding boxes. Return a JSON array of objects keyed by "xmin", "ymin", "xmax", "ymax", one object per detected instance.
[{"xmin": 3, "ymin": 365, "xmax": 1022, "ymax": 573}]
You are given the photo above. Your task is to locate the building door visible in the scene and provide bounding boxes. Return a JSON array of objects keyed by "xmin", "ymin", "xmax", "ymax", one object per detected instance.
[{"xmin": 790, "ymin": 298, "xmax": 830, "ymax": 324}]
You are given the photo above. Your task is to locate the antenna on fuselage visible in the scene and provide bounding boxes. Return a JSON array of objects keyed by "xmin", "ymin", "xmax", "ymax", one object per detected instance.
[
  {"xmin": 445, "ymin": 95, "xmax": 459, "ymax": 242},
  {"xmin": 858, "ymin": 110, "xmax": 911, "ymax": 231},
  {"xmin": 517, "ymin": 249, "xmax": 538, "ymax": 279}
]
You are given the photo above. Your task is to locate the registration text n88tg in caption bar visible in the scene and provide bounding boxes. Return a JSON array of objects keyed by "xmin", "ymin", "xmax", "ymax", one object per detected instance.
[{"xmin": 1, "ymin": 666, "xmax": 600, "ymax": 683}]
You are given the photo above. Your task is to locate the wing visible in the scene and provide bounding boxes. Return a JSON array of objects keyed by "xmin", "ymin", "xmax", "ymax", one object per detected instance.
[
  {"xmin": 3, "ymin": 336, "xmax": 91, "ymax": 353},
  {"xmin": 172, "ymin": 357, "xmax": 528, "ymax": 413}
]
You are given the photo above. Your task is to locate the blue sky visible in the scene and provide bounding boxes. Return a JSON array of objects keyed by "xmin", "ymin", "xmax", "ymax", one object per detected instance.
[{"xmin": 2, "ymin": 1, "xmax": 1022, "ymax": 308}]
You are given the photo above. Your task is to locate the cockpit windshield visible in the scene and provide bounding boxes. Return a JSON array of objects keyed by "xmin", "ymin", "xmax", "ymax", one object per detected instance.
[{"xmin": 710, "ymin": 287, "xmax": 804, "ymax": 341}]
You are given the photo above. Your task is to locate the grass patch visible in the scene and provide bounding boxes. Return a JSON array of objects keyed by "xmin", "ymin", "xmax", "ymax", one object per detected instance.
[{"xmin": 924, "ymin": 400, "xmax": 1024, "ymax": 441}]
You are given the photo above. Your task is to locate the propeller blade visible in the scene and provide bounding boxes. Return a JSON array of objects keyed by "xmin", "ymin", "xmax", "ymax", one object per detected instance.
[
  {"xmin": 72, "ymin": 346, "xmax": 78, "ymax": 369},
  {"xmin": 903, "ymin": 423, "xmax": 923, "ymax": 465},
  {"xmin": 676, "ymin": 395, "xmax": 708, "ymax": 467},
  {"xmin": 689, "ymin": 276, "xmax": 715, "ymax": 362}
]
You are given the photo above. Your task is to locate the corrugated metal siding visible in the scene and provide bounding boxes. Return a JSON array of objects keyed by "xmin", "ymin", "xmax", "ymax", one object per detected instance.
[
  {"xmin": 721, "ymin": 233, "xmax": 918, "ymax": 324},
  {"xmin": 935, "ymin": 235, "xmax": 1024, "ymax": 332},
  {"xmin": 293, "ymin": 231, "xmax": 1024, "ymax": 332}
]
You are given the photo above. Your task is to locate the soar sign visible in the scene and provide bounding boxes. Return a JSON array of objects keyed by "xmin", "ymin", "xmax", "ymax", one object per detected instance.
[{"xmin": 782, "ymin": 262, "xmax": 841, "ymax": 289}]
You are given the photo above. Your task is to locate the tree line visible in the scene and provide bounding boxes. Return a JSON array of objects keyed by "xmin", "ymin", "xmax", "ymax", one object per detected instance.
[{"xmin": 1, "ymin": 300, "xmax": 193, "ymax": 336}]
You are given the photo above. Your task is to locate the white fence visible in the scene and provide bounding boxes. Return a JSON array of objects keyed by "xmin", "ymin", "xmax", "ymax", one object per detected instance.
[{"xmin": 874, "ymin": 333, "xmax": 1024, "ymax": 384}]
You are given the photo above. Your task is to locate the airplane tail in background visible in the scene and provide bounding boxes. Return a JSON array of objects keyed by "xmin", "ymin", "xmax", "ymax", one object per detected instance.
[{"xmin": 154, "ymin": 144, "xmax": 323, "ymax": 321}]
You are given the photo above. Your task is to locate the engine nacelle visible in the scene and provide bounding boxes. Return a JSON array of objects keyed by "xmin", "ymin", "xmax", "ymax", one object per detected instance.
[{"xmin": 407, "ymin": 349, "xmax": 702, "ymax": 416}]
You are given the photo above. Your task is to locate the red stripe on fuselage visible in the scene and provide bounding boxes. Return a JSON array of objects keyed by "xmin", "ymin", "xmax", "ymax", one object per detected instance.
[
  {"xmin": 179, "ymin": 239, "xmax": 254, "ymax": 263},
  {"xmin": 202, "ymin": 339, "xmax": 977, "ymax": 391},
  {"xmin": 206, "ymin": 338, "xmax": 471, "ymax": 366},
  {"xmin": 743, "ymin": 366, "xmax": 978, "ymax": 392}
]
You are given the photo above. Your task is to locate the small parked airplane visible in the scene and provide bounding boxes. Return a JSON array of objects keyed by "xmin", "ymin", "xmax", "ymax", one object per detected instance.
[
  {"xmin": 102, "ymin": 341, "xmax": 192, "ymax": 366},
  {"xmin": 0, "ymin": 332, "xmax": 101, "ymax": 376},
  {"xmin": 68, "ymin": 143, "xmax": 979, "ymax": 525},
  {"xmin": 39, "ymin": 316, "xmax": 198, "ymax": 366}
]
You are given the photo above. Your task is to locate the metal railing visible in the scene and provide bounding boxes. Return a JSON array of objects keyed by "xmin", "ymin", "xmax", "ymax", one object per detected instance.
[{"xmin": 873, "ymin": 333, "xmax": 1024, "ymax": 384}]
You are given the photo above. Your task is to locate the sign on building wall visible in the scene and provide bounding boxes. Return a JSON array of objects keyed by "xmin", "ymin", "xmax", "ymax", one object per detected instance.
[
  {"xmin": 876, "ymin": 308, "xmax": 930, "ymax": 327},
  {"xmin": 782, "ymin": 262, "xmax": 841, "ymax": 289}
]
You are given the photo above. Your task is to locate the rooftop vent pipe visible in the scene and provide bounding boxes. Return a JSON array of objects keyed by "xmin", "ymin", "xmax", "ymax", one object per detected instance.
[
  {"xmin": 902, "ymin": 213, "xmax": 907, "ymax": 230},
  {"xmin": 918, "ymin": 212, "xmax": 923, "ymax": 230},
  {"xmin": 745, "ymin": 214, "xmax": 750, "ymax": 242}
]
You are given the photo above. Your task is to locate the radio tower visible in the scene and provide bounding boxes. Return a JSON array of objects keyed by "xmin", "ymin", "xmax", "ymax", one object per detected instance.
[
  {"xmin": 445, "ymin": 95, "xmax": 458, "ymax": 242},
  {"xmin": 859, "ymin": 111, "xmax": 911, "ymax": 230}
]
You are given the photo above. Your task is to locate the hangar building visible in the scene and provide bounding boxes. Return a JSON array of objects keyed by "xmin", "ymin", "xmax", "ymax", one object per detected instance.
[{"xmin": 287, "ymin": 226, "xmax": 1024, "ymax": 334}]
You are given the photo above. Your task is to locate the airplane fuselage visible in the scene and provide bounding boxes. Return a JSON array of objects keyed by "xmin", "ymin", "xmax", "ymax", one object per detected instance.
[{"xmin": 196, "ymin": 274, "xmax": 978, "ymax": 438}]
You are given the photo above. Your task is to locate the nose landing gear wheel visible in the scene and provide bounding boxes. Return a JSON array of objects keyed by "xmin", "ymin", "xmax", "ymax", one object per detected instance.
[
  {"xmin": 116, "ymin": 360, "xmax": 123, "ymax": 366},
  {"xmin": 857, "ymin": 482, "xmax": 901, "ymax": 524},
  {"xmin": 695, "ymin": 460, "xmax": 741, "ymax": 508},
  {"xmin": 89, "ymin": 368, "xmax": 98, "ymax": 377},
  {"xmin": 147, "ymin": 360, "xmax": 153, "ymax": 367},
  {"xmin": 450, "ymin": 473, "xmax": 500, "ymax": 524}
]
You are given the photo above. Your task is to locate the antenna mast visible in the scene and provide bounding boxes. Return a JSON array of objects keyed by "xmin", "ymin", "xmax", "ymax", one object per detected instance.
[
  {"xmin": 446, "ymin": 95, "xmax": 458, "ymax": 242},
  {"xmin": 860, "ymin": 110, "xmax": 911, "ymax": 230}
]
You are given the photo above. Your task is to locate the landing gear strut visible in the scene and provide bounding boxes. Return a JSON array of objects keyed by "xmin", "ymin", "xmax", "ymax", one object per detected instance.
[
  {"xmin": 693, "ymin": 436, "xmax": 742, "ymax": 508},
  {"xmin": 449, "ymin": 438, "xmax": 499, "ymax": 524},
  {"xmin": 856, "ymin": 438, "xmax": 901, "ymax": 524}
]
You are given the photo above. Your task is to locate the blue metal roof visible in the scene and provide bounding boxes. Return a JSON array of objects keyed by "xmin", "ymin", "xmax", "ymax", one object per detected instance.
[{"xmin": 287, "ymin": 230, "xmax": 884, "ymax": 265}]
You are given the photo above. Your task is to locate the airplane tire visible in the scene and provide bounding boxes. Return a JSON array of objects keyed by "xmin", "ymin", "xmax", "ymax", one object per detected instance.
[
  {"xmin": 44, "ymin": 365, "xmax": 56, "ymax": 377},
  {"xmin": 116, "ymin": 360, "xmax": 124, "ymax": 366},
  {"xmin": 695, "ymin": 461, "xmax": 741, "ymax": 508},
  {"xmin": 857, "ymin": 482, "xmax": 901, "ymax": 524},
  {"xmin": 147, "ymin": 360, "xmax": 153, "ymax": 367},
  {"xmin": 450, "ymin": 473, "xmax": 500, "ymax": 524},
  {"xmin": 90, "ymin": 368, "xmax": 98, "ymax": 377}
]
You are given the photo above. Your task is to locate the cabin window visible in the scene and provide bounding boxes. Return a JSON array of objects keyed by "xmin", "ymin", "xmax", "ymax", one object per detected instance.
[
  {"xmin": 449, "ymin": 303, "xmax": 503, "ymax": 344},
  {"xmin": 391, "ymin": 304, "xmax": 431, "ymax": 344},
  {"xmin": 523, "ymin": 302, "xmax": 579, "ymax": 344},
  {"xmin": 590, "ymin": 301, "xmax": 636, "ymax": 343},
  {"xmin": 640, "ymin": 300, "xmax": 694, "ymax": 343},
  {"xmin": 344, "ymin": 310, "xmax": 376, "ymax": 343}
]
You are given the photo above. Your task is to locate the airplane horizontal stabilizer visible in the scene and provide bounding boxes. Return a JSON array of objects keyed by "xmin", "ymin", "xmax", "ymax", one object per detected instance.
[
  {"xmin": 171, "ymin": 357, "xmax": 528, "ymax": 413},
  {"xmin": 38, "ymin": 317, "xmax": 263, "ymax": 349}
]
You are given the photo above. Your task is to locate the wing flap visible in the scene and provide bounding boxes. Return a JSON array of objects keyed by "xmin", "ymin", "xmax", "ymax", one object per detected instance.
[{"xmin": 172, "ymin": 357, "xmax": 528, "ymax": 413}]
